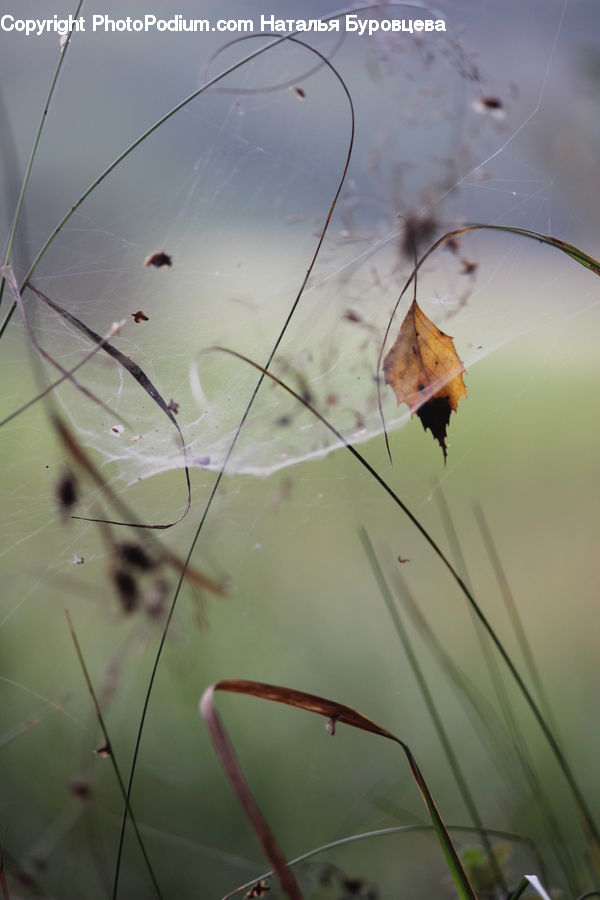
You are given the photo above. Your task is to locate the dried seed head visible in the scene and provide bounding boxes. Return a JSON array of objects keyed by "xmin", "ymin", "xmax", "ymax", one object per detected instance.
[
  {"xmin": 472, "ymin": 95, "xmax": 505, "ymax": 119},
  {"xmin": 400, "ymin": 212, "xmax": 438, "ymax": 259},
  {"xmin": 56, "ymin": 469, "xmax": 78, "ymax": 518},
  {"xmin": 117, "ymin": 541, "xmax": 155, "ymax": 571},
  {"xmin": 144, "ymin": 251, "xmax": 172, "ymax": 268},
  {"xmin": 112, "ymin": 568, "xmax": 139, "ymax": 613},
  {"xmin": 68, "ymin": 774, "xmax": 91, "ymax": 801}
]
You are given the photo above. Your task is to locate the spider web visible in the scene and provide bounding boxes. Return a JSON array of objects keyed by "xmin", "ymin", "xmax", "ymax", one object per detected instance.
[
  {"xmin": 1, "ymin": 2, "xmax": 599, "ymax": 898},
  {"xmin": 4, "ymin": 1, "xmax": 596, "ymax": 489}
]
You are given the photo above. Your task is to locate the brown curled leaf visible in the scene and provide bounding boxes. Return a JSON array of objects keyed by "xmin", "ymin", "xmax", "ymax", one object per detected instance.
[
  {"xmin": 201, "ymin": 679, "xmax": 476, "ymax": 900},
  {"xmin": 27, "ymin": 284, "xmax": 190, "ymax": 529},
  {"xmin": 383, "ymin": 299, "xmax": 467, "ymax": 460},
  {"xmin": 54, "ymin": 415, "xmax": 226, "ymax": 597}
]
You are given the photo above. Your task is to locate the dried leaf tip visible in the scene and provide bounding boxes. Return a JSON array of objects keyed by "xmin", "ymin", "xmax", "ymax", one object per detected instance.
[{"xmin": 144, "ymin": 251, "xmax": 172, "ymax": 268}]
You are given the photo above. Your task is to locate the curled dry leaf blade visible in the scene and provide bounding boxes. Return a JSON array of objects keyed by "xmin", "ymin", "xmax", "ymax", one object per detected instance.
[
  {"xmin": 27, "ymin": 283, "xmax": 190, "ymax": 529},
  {"xmin": 200, "ymin": 679, "xmax": 476, "ymax": 900},
  {"xmin": 383, "ymin": 299, "xmax": 467, "ymax": 459},
  {"xmin": 53, "ymin": 415, "xmax": 225, "ymax": 597}
]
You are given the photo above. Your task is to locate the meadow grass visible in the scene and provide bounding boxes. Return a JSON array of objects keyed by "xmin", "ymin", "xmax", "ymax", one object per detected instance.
[{"xmin": 1, "ymin": 6, "xmax": 599, "ymax": 899}]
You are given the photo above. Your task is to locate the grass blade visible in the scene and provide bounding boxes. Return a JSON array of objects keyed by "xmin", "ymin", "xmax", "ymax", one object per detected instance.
[
  {"xmin": 433, "ymin": 487, "xmax": 580, "ymax": 890},
  {"xmin": 1, "ymin": 267, "xmax": 129, "ymax": 428},
  {"xmin": 26, "ymin": 283, "xmax": 191, "ymax": 529},
  {"xmin": 111, "ymin": 35, "xmax": 356, "ymax": 900},
  {"xmin": 65, "ymin": 611, "xmax": 163, "ymax": 899},
  {"xmin": 0, "ymin": 0, "xmax": 84, "ymax": 317},
  {"xmin": 376, "ymin": 223, "xmax": 600, "ymax": 461},
  {"xmin": 508, "ymin": 874, "xmax": 552, "ymax": 899},
  {"xmin": 473, "ymin": 503, "xmax": 557, "ymax": 733},
  {"xmin": 208, "ymin": 345, "xmax": 600, "ymax": 862},
  {"xmin": 0, "ymin": 830, "xmax": 8, "ymax": 900},
  {"xmin": 200, "ymin": 679, "xmax": 477, "ymax": 900},
  {"xmin": 359, "ymin": 527, "xmax": 507, "ymax": 893},
  {"xmin": 53, "ymin": 415, "xmax": 225, "ymax": 595},
  {"xmin": 223, "ymin": 823, "xmax": 546, "ymax": 900}
]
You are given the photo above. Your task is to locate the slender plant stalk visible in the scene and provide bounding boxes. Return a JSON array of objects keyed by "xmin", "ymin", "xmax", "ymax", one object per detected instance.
[
  {"xmin": 0, "ymin": 0, "xmax": 85, "ymax": 316},
  {"xmin": 223, "ymin": 823, "xmax": 546, "ymax": 900},
  {"xmin": 110, "ymin": 36, "xmax": 355, "ymax": 900},
  {"xmin": 201, "ymin": 680, "xmax": 477, "ymax": 900},
  {"xmin": 65, "ymin": 612, "xmax": 163, "ymax": 899},
  {"xmin": 210, "ymin": 345, "xmax": 600, "ymax": 861},
  {"xmin": 434, "ymin": 487, "xmax": 580, "ymax": 891},
  {"xmin": 5, "ymin": 5, "xmax": 597, "ymax": 891},
  {"xmin": 359, "ymin": 527, "xmax": 508, "ymax": 894},
  {"xmin": 376, "ymin": 223, "xmax": 600, "ymax": 463},
  {"xmin": 473, "ymin": 503, "xmax": 558, "ymax": 734}
]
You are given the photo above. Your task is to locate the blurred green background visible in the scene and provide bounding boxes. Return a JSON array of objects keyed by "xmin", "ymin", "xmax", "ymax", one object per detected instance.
[{"xmin": 1, "ymin": 2, "xmax": 599, "ymax": 898}]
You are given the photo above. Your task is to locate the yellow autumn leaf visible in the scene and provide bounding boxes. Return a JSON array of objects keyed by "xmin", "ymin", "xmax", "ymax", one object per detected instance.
[{"xmin": 383, "ymin": 299, "xmax": 467, "ymax": 459}]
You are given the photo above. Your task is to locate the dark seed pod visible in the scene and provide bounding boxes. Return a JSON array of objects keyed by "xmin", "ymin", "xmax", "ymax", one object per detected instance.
[
  {"xmin": 56, "ymin": 469, "xmax": 78, "ymax": 518},
  {"xmin": 117, "ymin": 540, "xmax": 155, "ymax": 571},
  {"xmin": 112, "ymin": 568, "xmax": 139, "ymax": 613},
  {"xmin": 144, "ymin": 251, "xmax": 172, "ymax": 268},
  {"xmin": 68, "ymin": 774, "xmax": 91, "ymax": 801}
]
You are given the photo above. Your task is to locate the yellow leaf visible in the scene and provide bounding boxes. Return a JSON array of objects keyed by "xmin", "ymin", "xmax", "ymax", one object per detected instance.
[{"xmin": 383, "ymin": 300, "xmax": 467, "ymax": 459}]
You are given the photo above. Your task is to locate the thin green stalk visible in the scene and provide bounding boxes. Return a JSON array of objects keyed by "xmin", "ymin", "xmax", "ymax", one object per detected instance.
[
  {"xmin": 377, "ymin": 223, "xmax": 600, "ymax": 463},
  {"xmin": 507, "ymin": 874, "xmax": 551, "ymax": 899},
  {"xmin": 0, "ymin": 0, "xmax": 85, "ymax": 316},
  {"xmin": 0, "ymin": 32, "xmax": 295, "ymax": 341},
  {"xmin": 473, "ymin": 503, "xmax": 558, "ymax": 735},
  {"xmin": 215, "ymin": 346, "xmax": 600, "ymax": 860},
  {"xmin": 224, "ymin": 823, "xmax": 546, "ymax": 900},
  {"xmin": 359, "ymin": 527, "xmax": 507, "ymax": 895},
  {"xmin": 65, "ymin": 612, "xmax": 162, "ymax": 899},
  {"xmin": 0, "ymin": 0, "xmax": 459, "ymax": 338},
  {"xmin": 111, "ymin": 36, "xmax": 355, "ymax": 900},
  {"xmin": 434, "ymin": 488, "xmax": 580, "ymax": 891}
]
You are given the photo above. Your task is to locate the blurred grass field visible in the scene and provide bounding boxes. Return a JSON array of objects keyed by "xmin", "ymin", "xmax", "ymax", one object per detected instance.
[
  {"xmin": 1, "ymin": 321, "xmax": 599, "ymax": 896},
  {"xmin": 1, "ymin": 2, "xmax": 600, "ymax": 896}
]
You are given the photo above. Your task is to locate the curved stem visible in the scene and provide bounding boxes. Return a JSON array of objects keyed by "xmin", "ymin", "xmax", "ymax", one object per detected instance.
[
  {"xmin": 213, "ymin": 344, "xmax": 600, "ymax": 856},
  {"xmin": 111, "ymin": 36, "xmax": 355, "ymax": 900},
  {"xmin": 0, "ymin": 0, "xmax": 85, "ymax": 317}
]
